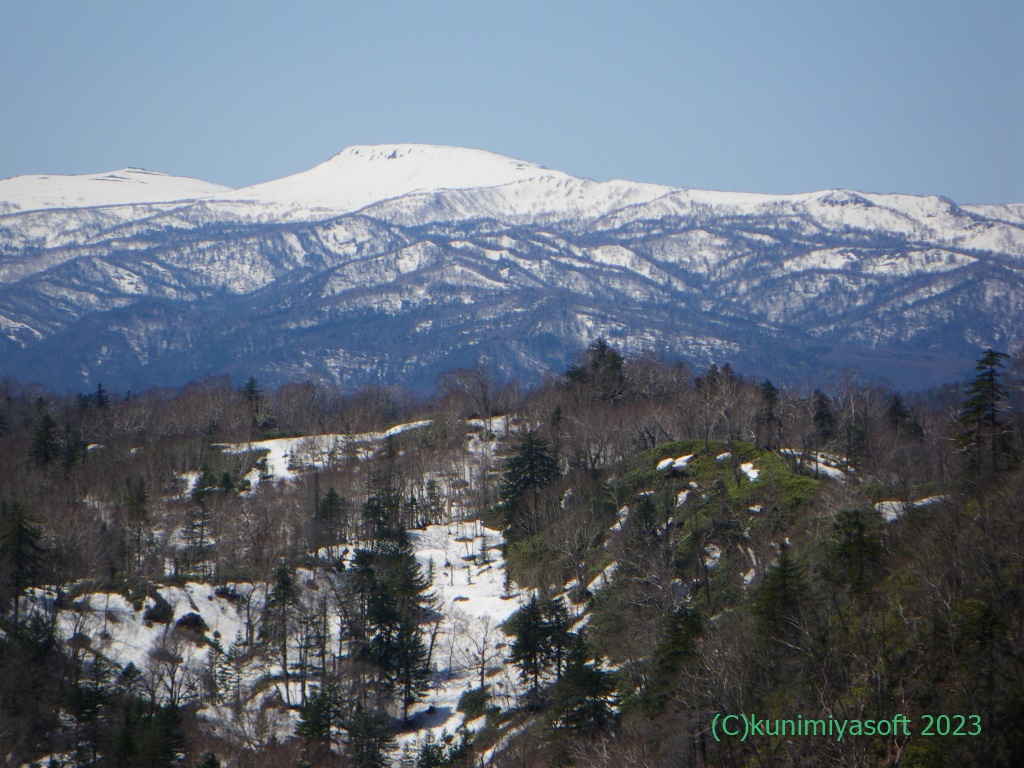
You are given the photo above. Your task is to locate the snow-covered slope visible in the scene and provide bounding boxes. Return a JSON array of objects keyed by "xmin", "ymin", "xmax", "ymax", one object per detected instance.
[
  {"xmin": 0, "ymin": 168, "xmax": 231, "ymax": 213},
  {"xmin": 219, "ymin": 143, "xmax": 566, "ymax": 217},
  {"xmin": 0, "ymin": 143, "xmax": 1021, "ymax": 391}
]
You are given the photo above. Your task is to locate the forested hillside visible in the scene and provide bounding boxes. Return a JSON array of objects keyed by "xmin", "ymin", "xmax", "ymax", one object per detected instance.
[{"xmin": 1, "ymin": 342, "xmax": 1022, "ymax": 767}]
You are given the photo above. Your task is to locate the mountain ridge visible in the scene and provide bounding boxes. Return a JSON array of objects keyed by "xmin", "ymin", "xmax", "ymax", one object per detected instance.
[{"xmin": 0, "ymin": 144, "xmax": 1021, "ymax": 392}]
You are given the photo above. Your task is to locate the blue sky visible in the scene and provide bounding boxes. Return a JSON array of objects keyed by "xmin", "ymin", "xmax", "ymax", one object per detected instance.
[{"xmin": 2, "ymin": 1, "xmax": 1022, "ymax": 203}]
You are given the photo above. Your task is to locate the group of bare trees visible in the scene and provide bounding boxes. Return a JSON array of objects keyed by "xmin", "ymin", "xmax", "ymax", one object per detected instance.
[{"xmin": 0, "ymin": 340, "xmax": 1022, "ymax": 766}]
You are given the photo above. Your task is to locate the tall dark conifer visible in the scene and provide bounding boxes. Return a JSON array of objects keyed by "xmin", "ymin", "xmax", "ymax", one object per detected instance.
[
  {"xmin": 957, "ymin": 349, "xmax": 1018, "ymax": 492},
  {"xmin": 499, "ymin": 431, "xmax": 559, "ymax": 538},
  {"xmin": 0, "ymin": 501, "xmax": 46, "ymax": 627}
]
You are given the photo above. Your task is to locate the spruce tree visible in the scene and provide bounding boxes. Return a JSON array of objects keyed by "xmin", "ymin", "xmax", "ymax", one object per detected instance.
[
  {"xmin": 264, "ymin": 564, "xmax": 298, "ymax": 704},
  {"xmin": 957, "ymin": 348, "xmax": 1018, "ymax": 492},
  {"xmin": 507, "ymin": 594, "xmax": 551, "ymax": 703},
  {"xmin": 758, "ymin": 379, "xmax": 781, "ymax": 449},
  {"xmin": 551, "ymin": 635, "xmax": 615, "ymax": 734},
  {"xmin": 832, "ymin": 508, "xmax": 884, "ymax": 594},
  {"xmin": 365, "ymin": 526, "xmax": 432, "ymax": 721},
  {"xmin": 542, "ymin": 597, "xmax": 574, "ymax": 682},
  {"xmin": 499, "ymin": 431, "xmax": 559, "ymax": 538},
  {"xmin": 347, "ymin": 701, "xmax": 395, "ymax": 768},
  {"xmin": 0, "ymin": 501, "xmax": 47, "ymax": 627},
  {"xmin": 752, "ymin": 544, "xmax": 806, "ymax": 641},
  {"xmin": 28, "ymin": 413, "xmax": 59, "ymax": 466},
  {"xmin": 648, "ymin": 604, "xmax": 702, "ymax": 706},
  {"xmin": 94, "ymin": 381, "xmax": 110, "ymax": 410}
]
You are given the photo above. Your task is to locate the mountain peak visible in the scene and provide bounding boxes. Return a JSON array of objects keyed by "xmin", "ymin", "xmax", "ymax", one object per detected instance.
[
  {"xmin": 0, "ymin": 168, "xmax": 232, "ymax": 213},
  {"xmin": 224, "ymin": 143, "xmax": 566, "ymax": 215}
]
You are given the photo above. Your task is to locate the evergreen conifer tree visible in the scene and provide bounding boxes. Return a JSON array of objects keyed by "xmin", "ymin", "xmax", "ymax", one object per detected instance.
[
  {"xmin": 28, "ymin": 412, "xmax": 59, "ymax": 466},
  {"xmin": 94, "ymin": 381, "xmax": 110, "ymax": 410},
  {"xmin": 264, "ymin": 564, "xmax": 298, "ymax": 704},
  {"xmin": 832, "ymin": 508, "xmax": 884, "ymax": 593},
  {"xmin": 957, "ymin": 348, "xmax": 1018, "ymax": 492},
  {"xmin": 499, "ymin": 431, "xmax": 559, "ymax": 538},
  {"xmin": 550, "ymin": 635, "xmax": 615, "ymax": 734},
  {"xmin": 758, "ymin": 379, "xmax": 781, "ymax": 449},
  {"xmin": 753, "ymin": 544, "xmax": 806, "ymax": 641},
  {"xmin": 347, "ymin": 701, "xmax": 395, "ymax": 768},
  {"xmin": 507, "ymin": 594, "xmax": 551, "ymax": 703},
  {"xmin": 0, "ymin": 501, "xmax": 47, "ymax": 627}
]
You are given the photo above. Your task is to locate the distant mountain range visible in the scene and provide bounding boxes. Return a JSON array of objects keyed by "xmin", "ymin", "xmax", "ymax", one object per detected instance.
[{"xmin": 1, "ymin": 143, "xmax": 1022, "ymax": 392}]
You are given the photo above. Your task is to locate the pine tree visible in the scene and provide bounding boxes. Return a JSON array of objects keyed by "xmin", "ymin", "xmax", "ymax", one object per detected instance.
[
  {"xmin": 184, "ymin": 504, "xmax": 214, "ymax": 577},
  {"xmin": 28, "ymin": 412, "xmax": 59, "ymax": 466},
  {"xmin": 347, "ymin": 701, "xmax": 395, "ymax": 768},
  {"xmin": 757, "ymin": 379, "xmax": 781, "ymax": 449},
  {"xmin": 753, "ymin": 544, "xmax": 806, "ymax": 641},
  {"xmin": 811, "ymin": 389, "xmax": 836, "ymax": 447},
  {"xmin": 363, "ymin": 438, "xmax": 404, "ymax": 547},
  {"xmin": 297, "ymin": 679, "xmax": 343, "ymax": 759},
  {"xmin": 240, "ymin": 376, "xmax": 262, "ymax": 404},
  {"xmin": 499, "ymin": 431, "xmax": 559, "ymax": 538},
  {"xmin": 649, "ymin": 604, "xmax": 702, "ymax": 703},
  {"xmin": 956, "ymin": 348, "xmax": 1018, "ymax": 492},
  {"xmin": 885, "ymin": 392, "xmax": 911, "ymax": 431},
  {"xmin": 542, "ymin": 597, "xmax": 574, "ymax": 682},
  {"xmin": 565, "ymin": 337, "xmax": 626, "ymax": 402},
  {"xmin": 0, "ymin": 501, "xmax": 47, "ymax": 627},
  {"xmin": 212, "ymin": 631, "xmax": 247, "ymax": 715},
  {"xmin": 832, "ymin": 508, "xmax": 884, "ymax": 594},
  {"xmin": 119, "ymin": 477, "xmax": 150, "ymax": 572},
  {"xmin": 69, "ymin": 656, "xmax": 113, "ymax": 765},
  {"xmin": 507, "ymin": 594, "xmax": 551, "ymax": 703},
  {"xmin": 94, "ymin": 381, "xmax": 110, "ymax": 410},
  {"xmin": 365, "ymin": 526, "xmax": 433, "ymax": 721},
  {"xmin": 550, "ymin": 635, "xmax": 615, "ymax": 734},
  {"xmin": 264, "ymin": 564, "xmax": 298, "ymax": 705},
  {"xmin": 315, "ymin": 487, "xmax": 348, "ymax": 549}
]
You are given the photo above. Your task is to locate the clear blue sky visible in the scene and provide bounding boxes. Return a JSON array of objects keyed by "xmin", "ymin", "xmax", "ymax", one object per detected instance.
[{"xmin": 2, "ymin": 1, "xmax": 1022, "ymax": 203}]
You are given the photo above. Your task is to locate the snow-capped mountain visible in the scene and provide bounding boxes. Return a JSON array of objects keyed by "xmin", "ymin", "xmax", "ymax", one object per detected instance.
[
  {"xmin": 0, "ymin": 143, "xmax": 1021, "ymax": 391},
  {"xmin": 0, "ymin": 168, "xmax": 230, "ymax": 214}
]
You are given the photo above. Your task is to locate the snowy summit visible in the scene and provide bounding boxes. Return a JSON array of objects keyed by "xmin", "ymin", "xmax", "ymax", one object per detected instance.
[
  {"xmin": 220, "ymin": 143, "xmax": 565, "ymax": 215},
  {"xmin": 0, "ymin": 168, "xmax": 231, "ymax": 213}
]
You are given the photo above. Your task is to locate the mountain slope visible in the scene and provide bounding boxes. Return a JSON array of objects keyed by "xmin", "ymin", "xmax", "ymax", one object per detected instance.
[
  {"xmin": 0, "ymin": 144, "xmax": 1021, "ymax": 392},
  {"xmin": 0, "ymin": 168, "xmax": 231, "ymax": 214}
]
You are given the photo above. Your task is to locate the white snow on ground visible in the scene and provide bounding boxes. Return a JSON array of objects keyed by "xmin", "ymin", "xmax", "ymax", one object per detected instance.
[
  {"xmin": 875, "ymin": 495, "xmax": 948, "ymax": 522},
  {"xmin": 217, "ymin": 420, "xmax": 433, "ymax": 486},
  {"xmin": 778, "ymin": 449, "xmax": 848, "ymax": 481},
  {"xmin": 179, "ymin": 470, "xmax": 201, "ymax": 498},
  {"xmin": 703, "ymin": 544, "xmax": 722, "ymax": 569},
  {"xmin": 19, "ymin": 752, "xmax": 76, "ymax": 768},
  {"xmin": 608, "ymin": 505, "xmax": 630, "ymax": 533},
  {"xmin": 748, "ymin": 505, "xmax": 763, "ymax": 514},
  {"xmin": 656, "ymin": 453, "xmax": 693, "ymax": 473},
  {"xmin": 673, "ymin": 454, "xmax": 694, "ymax": 470},
  {"xmin": 397, "ymin": 522, "xmax": 525, "ymax": 748},
  {"xmin": 741, "ymin": 462, "xmax": 760, "ymax": 481},
  {"xmin": 586, "ymin": 561, "xmax": 619, "ymax": 594},
  {"xmin": 0, "ymin": 168, "xmax": 231, "ymax": 212},
  {"xmin": 676, "ymin": 490, "xmax": 690, "ymax": 507},
  {"xmin": 716, "ymin": 452, "xmax": 731, "ymax": 461},
  {"xmin": 25, "ymin": 521, "xmax": 525, "ymax": 759},
  {"xmin": 219, "ymin": 144, "xmax": 560, "ymax": 217},
  {"xmin": 27, "ymin": 580, "xmax": 257, "ymax": 685},
  {"xmin": 738, "ymin": 544, "xmax": 758, "ymax": 587}
]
